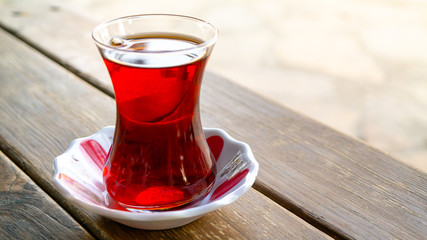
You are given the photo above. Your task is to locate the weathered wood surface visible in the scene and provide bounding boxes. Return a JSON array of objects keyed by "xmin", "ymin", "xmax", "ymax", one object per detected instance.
[
  {"xmin": 0, "ymin": 151, "xmax": 94, "ymax": 240},
  {"xmin": 0, "ymin": 28, "xmax": 332, "ymax": 240},
  {"xmin": 1, "ymin": 1, "xmax": 425, "ymax": 239}
]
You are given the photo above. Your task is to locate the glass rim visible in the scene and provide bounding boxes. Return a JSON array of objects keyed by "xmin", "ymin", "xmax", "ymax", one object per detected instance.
[{"xmin": 92, "ymin": 14, "xmax": 218, "ymax": 54}]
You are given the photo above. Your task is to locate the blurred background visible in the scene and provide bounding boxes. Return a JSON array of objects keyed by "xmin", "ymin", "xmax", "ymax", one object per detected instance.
[{"xmin": 67, "ymin": 0, "xmax": 426, "ymax": 172}]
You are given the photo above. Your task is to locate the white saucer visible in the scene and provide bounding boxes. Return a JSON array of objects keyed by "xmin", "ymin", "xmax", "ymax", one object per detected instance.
[{"xmin": 53, "ymin": 126, "xmax": 258, "ymax": 230}]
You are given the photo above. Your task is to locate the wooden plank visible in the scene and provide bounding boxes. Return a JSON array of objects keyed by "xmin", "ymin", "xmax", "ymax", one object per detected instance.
[
  {"xmin": 0, "ymin": 28, "xmax": 331, "ymax": 239},
  {"xmin": 0, "ymin": 151, "xmax": 94, "ymax": 239},
  {"xmin": 1, "ymin": 1, "xmax": 426, "ymax": 239},
  {"xmin": 0, "ymin": 0, "xmax": 113, "ymax": 94},
  {"xmin": 204, "ymin": 74, "xmax": 427, "ymax": 239}
]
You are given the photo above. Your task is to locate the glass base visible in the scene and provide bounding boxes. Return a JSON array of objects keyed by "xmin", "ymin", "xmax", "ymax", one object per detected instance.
[{"xmin": 117, "ymin": 180, "xmax": 215, "ymax": 212}]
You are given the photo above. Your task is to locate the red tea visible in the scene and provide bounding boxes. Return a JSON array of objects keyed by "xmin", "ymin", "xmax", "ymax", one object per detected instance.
[{"xmin": 102, "ymin": 34, "xmax": 216, "ymax": 210}]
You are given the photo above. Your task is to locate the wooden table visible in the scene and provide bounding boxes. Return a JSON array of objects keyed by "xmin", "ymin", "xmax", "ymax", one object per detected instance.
[{"xmin": 0, "ymin": 1, "xmax": 426, "ymax": 239}]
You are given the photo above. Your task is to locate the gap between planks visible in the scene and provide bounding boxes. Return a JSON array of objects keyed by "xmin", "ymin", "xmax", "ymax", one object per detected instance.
[
  {"xmin": 0, "ymin": 22, "xmax": 114, "ymax": 99},
  {"xmin": 0, "ymin": 136, "xmax": 107, "ymax": 240},
  {"xmin": 0, "ymin": 150, "xmax": 95, "ymax": 240}
]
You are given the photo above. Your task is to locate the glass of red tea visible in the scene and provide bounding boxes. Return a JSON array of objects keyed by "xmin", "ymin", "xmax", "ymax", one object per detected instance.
[{"xmin": 92, "ymin": 14, "xmax": 217, "ymax": 210}]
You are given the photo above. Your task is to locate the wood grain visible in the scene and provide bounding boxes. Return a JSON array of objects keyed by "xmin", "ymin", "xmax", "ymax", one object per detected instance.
[
  {"xmin": 0, "ymin": 28, "xmax": 331, "ymax": 240},
  {"xmin": 0, "ymin": 1, "xmax": 426, "ymax": 239},
  {"xmin": 0, "ymin": 1, "xmax": 427, "ymax": 239},
  {"xmin": 0, "ymin": 151, "xmax": 94, "ymax": 239},
  {"xmin": 204, "ymin": 73, "xmax": 427, "ymax": 239}
]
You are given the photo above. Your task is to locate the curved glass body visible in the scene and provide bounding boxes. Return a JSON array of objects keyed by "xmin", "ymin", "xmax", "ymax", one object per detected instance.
[{"xmin": 93, "ymin": 14, "xmax": 217, "ymax": 210}]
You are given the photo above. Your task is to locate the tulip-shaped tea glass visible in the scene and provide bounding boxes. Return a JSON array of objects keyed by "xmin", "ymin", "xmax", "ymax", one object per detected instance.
[{"xmin": 92, "ymin": 14, "xmax": 217, "ymax": 210}]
